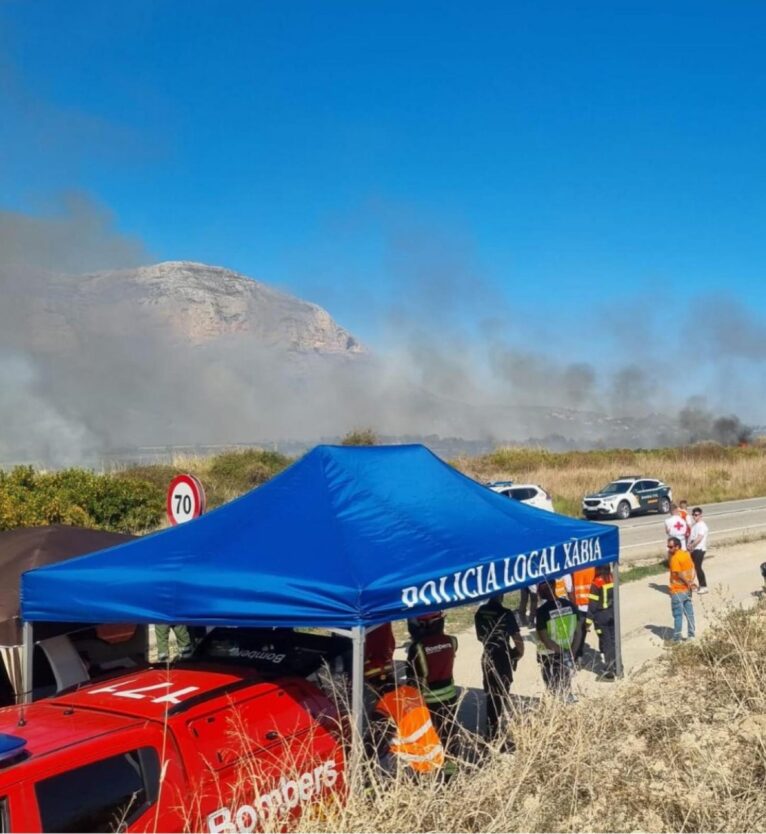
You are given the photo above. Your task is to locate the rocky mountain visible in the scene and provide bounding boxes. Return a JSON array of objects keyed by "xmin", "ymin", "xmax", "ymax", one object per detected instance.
[
  {"xmin": 0, "ymin": 260, "xmax": 374, "ymax": 465},
  {"xmin": 21, "ymin": 261, "xmax": 366, "ymax": 357}
]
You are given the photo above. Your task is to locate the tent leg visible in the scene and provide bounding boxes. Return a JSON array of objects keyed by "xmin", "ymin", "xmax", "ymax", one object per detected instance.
[
  {"xmin": 21, "ymin": 622, "xmax": 33, "ymax": 705},
  {"xmin": 349, "ymin": 625, "xmax": 366, "ymax": 788},
  {"xmin": 613, "ymin": 561, "xmax": 624, "ymax": 678}
]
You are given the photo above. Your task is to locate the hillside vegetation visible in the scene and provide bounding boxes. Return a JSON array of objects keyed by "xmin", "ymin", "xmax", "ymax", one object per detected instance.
[{"xmin": 2, "ymin": 442, "xmax": 766, "ymax": 534}]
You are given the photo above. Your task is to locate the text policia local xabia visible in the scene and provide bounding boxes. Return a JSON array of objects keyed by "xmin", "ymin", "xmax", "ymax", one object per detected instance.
[{"xmin": 401, "ymin": 536, "xmax": 605, "ymax": 609}]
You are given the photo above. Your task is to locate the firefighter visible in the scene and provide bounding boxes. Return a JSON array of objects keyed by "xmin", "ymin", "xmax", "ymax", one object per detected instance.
[
  {"xmin": 586, "ymin": 564, "xmax": 617, "ymax": 679},
  {"xmin": 535, "ymin": 580, "xmax": 581, "ymax": 700},
  {"xmin": 406, "ymin": 612, "xmax": 459, "ymax": 749},
  {"xmin": 474, "ymin": 595, "xmax": 524, "ymax": 740},
  {"xmin": 370, "ymin": 681, "xmax": 445, "ymax": 776}
]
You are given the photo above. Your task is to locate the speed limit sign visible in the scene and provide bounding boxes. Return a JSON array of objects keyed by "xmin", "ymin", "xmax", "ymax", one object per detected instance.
[{"xmin": 167, "ymin": 474, "xmax": 207, "ymax": 526}]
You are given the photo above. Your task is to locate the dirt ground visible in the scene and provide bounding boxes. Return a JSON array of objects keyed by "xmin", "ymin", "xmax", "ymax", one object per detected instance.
[{"xmin": 394, "ymin": 539, "xmax": 766, "ymax": 734}]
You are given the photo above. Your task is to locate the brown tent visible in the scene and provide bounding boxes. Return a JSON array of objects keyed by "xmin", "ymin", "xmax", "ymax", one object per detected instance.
[{"xmin": 0, "ymin": 525, "xmax": 134, "ymax": 646}]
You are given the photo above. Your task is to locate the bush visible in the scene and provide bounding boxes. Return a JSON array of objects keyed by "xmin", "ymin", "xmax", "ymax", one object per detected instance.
[
  {"xmin": 0, "ymin": 466, "xmax": 164, "ymax": 534},
  {"xmin": 208, "ymin": 449, "xmax": 292, "ymax": 492},
  {"xmin": 341, "ymin": 429, "xmax": 378, "ymax": 446}
]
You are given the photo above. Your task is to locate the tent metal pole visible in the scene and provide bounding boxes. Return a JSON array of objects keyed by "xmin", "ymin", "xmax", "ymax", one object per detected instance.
[
  {"xmin": 21, "ymin": 622, "xmax": 33, "ymax": 705},
  {"xmin": 612, "ymin": 561, "xmax": 624, "ymax": 678},
  {"xmin": 350, "ymin": 625, "xmax": 366, "ymax": 788}
]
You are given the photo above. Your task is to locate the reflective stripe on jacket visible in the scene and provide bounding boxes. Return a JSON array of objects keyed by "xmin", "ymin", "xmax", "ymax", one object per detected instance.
[
  {"xmin": 376, "ymin": 685, "xmax": 445, "ymax": 772},
  {"xmin": 573, "ymin": 567, "xmax": 597, "ymax": 608},
  {"xmin": 586, "ymin": 574, "xmax": 614, "ymax": 625}
]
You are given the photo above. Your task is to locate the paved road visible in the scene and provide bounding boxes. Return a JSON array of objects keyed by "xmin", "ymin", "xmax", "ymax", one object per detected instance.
[{"xmin": 592, "ymin": 496, "xmax": 766, "ymax": 563}]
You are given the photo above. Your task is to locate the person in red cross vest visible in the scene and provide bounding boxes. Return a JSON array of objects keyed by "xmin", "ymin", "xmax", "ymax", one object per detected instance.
[
  {"xmin": 664, "ymin": 503, "xmax": 690, "ymax": 550},
  {"xmin": 406, "ymin": 612, "xmax": 459, "ymax": 755}
]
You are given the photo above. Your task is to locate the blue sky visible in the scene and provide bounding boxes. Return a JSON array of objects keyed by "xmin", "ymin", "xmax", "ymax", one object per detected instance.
[{"xmin": 2, "ymin": 1, "xmax": 765, "ymax": 375}]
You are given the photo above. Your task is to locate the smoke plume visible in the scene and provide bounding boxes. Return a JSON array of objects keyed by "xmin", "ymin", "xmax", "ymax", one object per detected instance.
[{"xmin": 0, "ymin": 199, "xmax": 761, "ymax": 466}]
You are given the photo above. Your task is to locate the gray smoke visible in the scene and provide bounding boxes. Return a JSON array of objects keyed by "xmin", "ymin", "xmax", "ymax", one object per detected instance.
[
  {"xmin": 679, "ymin": 399, "xmax": 752, "ymax": 446},
  {"xmin": 0, "ymin": 194, "xmax": 148, "ymax": 274},
  {"xmin": 0, "ymin": 199, "xmax": 761, "ymax": 466},
  {"xmin": 0, "ymin": 197, "xmax": 152, "ymax": 464}
]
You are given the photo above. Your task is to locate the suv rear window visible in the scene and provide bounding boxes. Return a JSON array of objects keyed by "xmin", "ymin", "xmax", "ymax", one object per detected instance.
[
  {"xmin": 35, "ymin": 747, "xmax": 159, "ymax": 832},
  {"xmin": 508, "ymin": 488, "xmax": 536, "ymax": 501}
]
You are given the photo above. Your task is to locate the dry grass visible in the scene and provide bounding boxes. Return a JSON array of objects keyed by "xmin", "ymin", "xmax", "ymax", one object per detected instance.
[
  {"xmin": 455, "ymin": 442, "xmax": 766, "ymax": 516},
  {"xmin": 282, "ymin": 600, "xmax": 766, "ymax": 833}
]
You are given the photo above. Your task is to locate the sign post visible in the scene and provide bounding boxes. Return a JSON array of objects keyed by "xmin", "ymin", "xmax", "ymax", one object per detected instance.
[{"xmin": 167, "ymin": 474, "xmax": 207, "ymax": 526}]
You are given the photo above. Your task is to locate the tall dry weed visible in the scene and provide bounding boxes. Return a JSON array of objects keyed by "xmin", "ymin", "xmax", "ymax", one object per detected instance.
[
  {"xmin": 285, "ymin": 600, "xmax": 766, "ymax": 833},
  {"xmin": 456, "ymin": 443, "xmax": 766, "ymax": 515}
]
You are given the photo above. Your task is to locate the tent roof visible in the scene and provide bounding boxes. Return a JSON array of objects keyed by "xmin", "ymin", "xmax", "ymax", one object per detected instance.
[
  {"xmin": 0, "ymin": 525, "xmax": 134, "ymax": 645},
  {"xmin": 21, "ymin": 445, "xmax": 618, "ymax": 630}
]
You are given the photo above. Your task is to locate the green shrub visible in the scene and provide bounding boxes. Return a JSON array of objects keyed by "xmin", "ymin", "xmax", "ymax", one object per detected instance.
[
  {"xmin": 0, "ymin": 466, "xmax": 164, "ymax": 534},
  {"xmin": 341, "ymin": 428, "xmax": 378, "ymax": 446},
  {"xmin": 208, "ymin": 449, "xmax": 292, "ymax": 492}
]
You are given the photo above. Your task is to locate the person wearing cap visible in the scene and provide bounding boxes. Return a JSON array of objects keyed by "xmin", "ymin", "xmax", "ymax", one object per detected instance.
[
  {"xmin": 474, "ymin": 594, "xmax": 524, "ymax": 740},
  {"xmin": 535, "ymin": 580, "xmax": 581, "ymax": 700},
  {"xmin": 406, "ymin": 612, "xmax": 459, "ymax": 750}
]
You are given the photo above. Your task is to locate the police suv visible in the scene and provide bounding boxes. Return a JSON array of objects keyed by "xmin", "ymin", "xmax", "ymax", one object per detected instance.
[
  {"xmin": 582, "ymin": 476, "xmax": 672, "ymax": 520},
  {"xmin": 0, "ymin": 633, "xmax": 346, "ymax": 833}
]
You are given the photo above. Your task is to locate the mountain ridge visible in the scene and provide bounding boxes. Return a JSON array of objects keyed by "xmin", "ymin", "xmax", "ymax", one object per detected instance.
[{"xmin": 26, "ymin": 260, "xmax": 366, "ymax": 356}]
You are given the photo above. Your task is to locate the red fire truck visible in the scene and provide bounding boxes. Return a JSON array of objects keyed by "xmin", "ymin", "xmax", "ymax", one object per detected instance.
[{"xmin": 0, "ymin": 662, "xmax": 345, "ymax": 832}]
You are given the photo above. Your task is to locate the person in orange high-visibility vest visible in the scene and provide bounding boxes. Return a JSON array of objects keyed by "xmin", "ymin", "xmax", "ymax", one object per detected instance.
[
  {"xmin": 572, "ymin": 566, "xmax": 596, "ymax": 665},
  {"xmin": 554, "ymin": 574, "xmax": 576, "ymax": 606},
  {"xmin": 371, "ymin": 683, "xmax": 445, "ymax": 775}
]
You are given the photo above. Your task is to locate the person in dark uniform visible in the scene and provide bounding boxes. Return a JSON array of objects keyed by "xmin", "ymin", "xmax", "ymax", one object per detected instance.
[
  {"xmin": 586, "ymin": 564, "xmax": 617, "ymax": 679},
  {"xmin": 474, "ymin": 595, "xmax": 525, "ymax": 740}
]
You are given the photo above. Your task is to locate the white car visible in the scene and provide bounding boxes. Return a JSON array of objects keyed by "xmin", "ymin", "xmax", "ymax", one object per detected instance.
[
  {"xmin": 487, "ymin": 481, "xmax": 555, "ymax": 512},
  {"xmin": 582, "ymin": 476, "xmax": 672, "ymax": 520}
]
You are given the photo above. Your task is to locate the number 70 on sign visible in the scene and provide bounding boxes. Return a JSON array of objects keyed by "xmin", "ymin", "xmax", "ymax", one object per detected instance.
[{"xmin": 167, "ymin": 474, "xmax": 207, "ymax": 525}]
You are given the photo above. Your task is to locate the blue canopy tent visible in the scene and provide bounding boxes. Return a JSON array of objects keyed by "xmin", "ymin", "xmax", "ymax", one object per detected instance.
[{"xmin": 20, "ymin": 445, "xmax": 620, "ymax": 733}]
